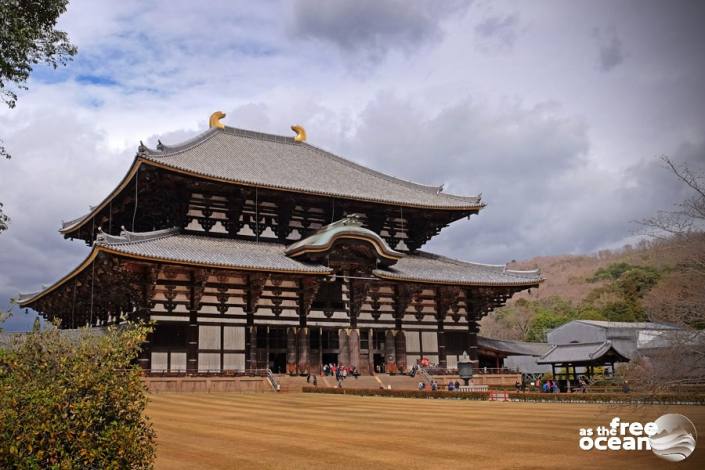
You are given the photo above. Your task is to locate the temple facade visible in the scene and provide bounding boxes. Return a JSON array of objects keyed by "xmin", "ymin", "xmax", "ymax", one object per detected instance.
[{"xmin": 17, "ymin": 112, "xmax": 541, "ymax": 375}]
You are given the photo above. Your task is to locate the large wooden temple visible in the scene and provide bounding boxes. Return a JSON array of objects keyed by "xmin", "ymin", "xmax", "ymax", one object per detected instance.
[{"xmin": 17, "ymin": 112, "xmax": 541, "ymax": 375}]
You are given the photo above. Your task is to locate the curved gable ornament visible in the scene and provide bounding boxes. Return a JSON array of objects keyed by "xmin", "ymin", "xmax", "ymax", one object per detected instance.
[{"xmin": 285, "ymin": 214, "xmax": 403, "ymax": 266}]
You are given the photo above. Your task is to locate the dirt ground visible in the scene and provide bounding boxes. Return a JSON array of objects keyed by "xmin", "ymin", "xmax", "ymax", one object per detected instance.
[{"xmin": 147, "ymin": 393, "xmax": 705, "ymax": 470}]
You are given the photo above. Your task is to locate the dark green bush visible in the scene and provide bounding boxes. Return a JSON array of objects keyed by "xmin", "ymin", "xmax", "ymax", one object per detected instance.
[
  {"xmin": 302, "ymin": 387, "xmax": 705, "ymax": 405},
  {"xmin": 0, "ymin": 323, "xmax": 155, "ymax": 469}
]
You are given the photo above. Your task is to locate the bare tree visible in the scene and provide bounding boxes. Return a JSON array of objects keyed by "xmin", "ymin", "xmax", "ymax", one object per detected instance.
[{"xmin": 630, "ymin": 156, "xmax": 705, "ymax": 391}]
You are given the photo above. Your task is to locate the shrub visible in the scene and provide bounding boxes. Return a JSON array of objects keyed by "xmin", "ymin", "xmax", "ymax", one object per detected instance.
[{"xmin": 0, "ymin": 323, "xmax": 155, "ymax": 469}]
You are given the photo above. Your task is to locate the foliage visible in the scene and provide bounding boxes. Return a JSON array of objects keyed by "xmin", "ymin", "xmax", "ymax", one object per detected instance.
[
  {"xmin": 486, "ymin": 262, "xmax": 663, "ymax": 342},
  {"xmin": 0, "ymin": 0, "xmax": 77, "ymax": 110},
  {"xmin": 0, "ymin": 322, "xmax": 155, "ymax": 469},
  {"xmin": 301, "ymin": 387, "xmax": 705, "ymax": 404},
  {"xmin": 0, "ymin": 0, "xmax": 77, "ymax": 224}
]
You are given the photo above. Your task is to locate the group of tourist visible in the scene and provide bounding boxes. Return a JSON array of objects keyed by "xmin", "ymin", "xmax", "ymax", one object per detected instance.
[
  {"xmin": 321, "ymin": 363, "xmax": 361, "ymax": 387},
  {"xmin": 417, "ymin": 380, "xmax": 463, "ymax": 391}
]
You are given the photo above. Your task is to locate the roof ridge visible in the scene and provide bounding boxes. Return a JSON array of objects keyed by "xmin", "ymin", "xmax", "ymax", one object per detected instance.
[
  {"xmin": 149, "ymin": 125, "xmax": 482, "ymax": 204},
  {"xmin": 95, "ymin": 226, "xmax": 180, "ymax": 246},
  {"xmin": 140, "ymin": 128, "xmax": 220, "ymax": 157}
]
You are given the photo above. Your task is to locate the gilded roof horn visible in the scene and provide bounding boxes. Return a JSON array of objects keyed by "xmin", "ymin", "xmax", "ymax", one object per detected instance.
[
  {"xmin": 291, "ymin": 124, "xmax": 306, "ymax": 142},
  {"xmin": 209, "ymin": 111, "xmax": 226, "ymax": 129}
]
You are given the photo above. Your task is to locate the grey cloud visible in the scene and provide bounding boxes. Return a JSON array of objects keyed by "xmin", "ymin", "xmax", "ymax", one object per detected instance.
[
  {"xmin": 339, "ymin": 93, "xmax": 701, "ymax": 265},
  {"xmin": 474, "ymin": 14, "xmax": 519, "ymax": 50},
  {"xmin": 593, "ymin": 27, "xmax": 626, "ymax": 72},
  {"xmin": 289, "ymin": 0, "xmax": 470, "ymax": 63}
]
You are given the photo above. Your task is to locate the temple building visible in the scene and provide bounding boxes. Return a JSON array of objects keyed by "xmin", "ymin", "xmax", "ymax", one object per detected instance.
[{"xmin": 17, "ymin": 112, "xmax": 542, "ymax": 375}]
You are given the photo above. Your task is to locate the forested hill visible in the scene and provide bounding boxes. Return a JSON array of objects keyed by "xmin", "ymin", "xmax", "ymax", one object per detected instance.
[{"xmin": 480, "ymin": 233, "xmax": 705, "ymax": 342}]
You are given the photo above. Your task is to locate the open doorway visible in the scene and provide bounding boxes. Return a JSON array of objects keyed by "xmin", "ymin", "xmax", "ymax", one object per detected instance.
[
  {"xmin": 269, "ymin": 353, "xmax": 286, "ymax": 374},
  {"xmin": 322, "ymin": 353, "xmax": 338, "ymax": 374},
  {"xmin": 373, "ymin": 353, "xmax": 385, "ymax": 374}
]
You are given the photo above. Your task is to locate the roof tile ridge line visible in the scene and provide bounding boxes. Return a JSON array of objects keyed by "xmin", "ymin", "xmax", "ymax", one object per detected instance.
[
  {"xmin": 142, "ymin": 128, "xmax": 220, "ymax": 158},
  {"xmin": 414, "ymin": 250, "xmax": 507, "ymax": 270},
  {"xmin": 199, "ymin": 124, "xmax": 480, "ymax": 202},
  {"xmin": 505, "ymin": 268, "xmax": 541, "ymax": 274},
  {"xmin": 96, "ymin": 227, "xmax": 181, "ymax": 247},
  {"xmin": 540, "ymin": 344, "xmax": 559, "ymax": 359},
  {"xmin": 299, "ymin": 140, "xmax": 482, "ymax": 202}
]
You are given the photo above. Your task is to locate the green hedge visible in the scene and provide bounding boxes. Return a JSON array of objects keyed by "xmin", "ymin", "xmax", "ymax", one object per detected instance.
[
  {"xmin": 302, "ymin": 387, "xmax": 705, "ymax": 405},
  {"xmin": 302, "ymin": 387, "xmax": 489, "ymax": 400}
]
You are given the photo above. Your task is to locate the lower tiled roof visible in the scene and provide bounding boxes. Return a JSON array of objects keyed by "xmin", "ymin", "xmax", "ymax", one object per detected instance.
[
  {"xmin": 374, "ymin": 251, "xmax": 541, "ymax": 286},
  {"xmin": 17, "ymin": 229, "xmax": 541, "ymax": 307},
  {"xmin": 97, "ymin": 229, "xmax": 332, "ymax": 274}
]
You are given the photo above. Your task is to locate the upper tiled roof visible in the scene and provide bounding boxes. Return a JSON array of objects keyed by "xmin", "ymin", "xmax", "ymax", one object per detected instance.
[
  {"xmin": 373, "ymin": 251, "xmax": 542, "ymax": 287},
  {"xmin": 140, "ymin": 126, "xmax": 483, "ymax": 210}
]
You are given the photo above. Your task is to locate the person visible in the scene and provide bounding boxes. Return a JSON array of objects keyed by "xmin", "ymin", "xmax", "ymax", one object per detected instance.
[
  {"xmin": 454, "ymin": 380, "xmax": 460, "ymax": 390},
  {"xmin": 431, "ymin": 381, "xmax": 438, "ymax": 391},
  {"xmin": 418, "ymin": 381, "xmax": 425, "ymax": 391},
  {"xmin": 515, "ymin": 380, "xmax": 521, "ymax": 391},
  {"xmin": 542, "ymin": 381, "xmax": 549, "ymax": 393},
  {"xmin": 552, "ymin": 382, "xmax": 560, "ymax": 393},
  {"xmin": 306, "ymin": 373, "xmax": 311, "ymax": 384},
  {"xmin": 622, "ymin": 380, "xmax": 630, "ymax": 394},
  {"xmin": 448, "ymin": 381, "xmax": 455, "ymax": 392}
]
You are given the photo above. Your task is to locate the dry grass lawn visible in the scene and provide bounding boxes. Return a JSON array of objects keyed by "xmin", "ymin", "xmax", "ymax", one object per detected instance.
[{"xmin": 148, "ymin": 393, "xmax": 705, "ymax": 469}]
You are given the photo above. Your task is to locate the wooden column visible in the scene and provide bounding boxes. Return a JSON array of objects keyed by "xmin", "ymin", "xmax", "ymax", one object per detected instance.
[
  {"xmin": 297, "ymin": 327, "xmax": 310, "ymax": 374},
  {"xmin": 338, "ymin": 329, "xmax": 350, "ymax": 367},
  {"xmin": 349, "ymin": 328, "xmax": 360, "ymax": 371},
  {"xmin": 244, "ymin": 273, "xmax": 267, "ymax": 370},
  {"xmin": 286, "ymin": 327, "xmax": 298, "ymax": 374},
  {"xmin": 465, "ymin": 289, "xmax": 482, "ymax": 367},
  {"xmin": 393, "ymin": 285, "xmax": 414, "ymax": 373},
  {"xmin": 187, "ymin": 270, "xmax": 208, "ymax": 374},
  {"xmin": 385, "ymin": 329, "xmax": 397, "ymax": 373},
  {"xmin": 296, "ymin": 278, "xmax": 319, "ymax": 374},
  {"xmin": 435, "ymin": 287, "xmax": 459, "ymax": 370}
]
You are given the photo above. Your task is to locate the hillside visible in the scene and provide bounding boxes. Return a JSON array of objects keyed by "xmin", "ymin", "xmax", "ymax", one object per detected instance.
[{"xmin": 480, "ymin": 234, "xmax": 705, "ymax": 341}]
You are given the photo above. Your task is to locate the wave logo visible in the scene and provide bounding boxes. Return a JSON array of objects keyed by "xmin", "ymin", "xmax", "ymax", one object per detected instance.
[{"xmin": 649, "ymin": 414, "xmax": 697, "ymax": 462}]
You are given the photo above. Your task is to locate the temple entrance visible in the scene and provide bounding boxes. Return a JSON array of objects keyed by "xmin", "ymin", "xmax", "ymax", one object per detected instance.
[
  {"xmin": 269, "ymin": 352, "xmax": 286, "ymax": 374},
  {"xmin": 373, "ymin": 353, "xmax": 385, "ymax": 374},
  {"xmin": 322, "ymin": 353, "xmax": 338, "ymax": 368}
]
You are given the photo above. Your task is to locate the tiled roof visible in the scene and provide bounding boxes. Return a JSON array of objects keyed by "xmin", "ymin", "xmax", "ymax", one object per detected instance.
[
  {"xmin": 574, "ymin": 320, "xmax": 680, "ymax": 330},
  {"xmin": 373, "ymin": 251, "xmax": 542, "ymax": 287},
  {"xmin": 537, "ymin": 341, "xmax": 629, "ymax": 364},
  {"xmin": 140, "ymin": 126, "xmax": 483, "ymax": 210},
  {"xmin": 95, "ymin": 228, "xmax": 332, "ymax": 274},
  {"xmin": 19, "ymin": 229, "xmax": 540, "ymax": 307},
  {"xmin": 477, "ymin": 336, "xmax": 551, "ymax": 356}
]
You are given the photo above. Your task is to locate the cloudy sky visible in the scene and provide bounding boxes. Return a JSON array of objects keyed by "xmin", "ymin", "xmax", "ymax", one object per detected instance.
[{"xmin": 1, "ymin": 0, "xmax": 704, "ymax": 331}]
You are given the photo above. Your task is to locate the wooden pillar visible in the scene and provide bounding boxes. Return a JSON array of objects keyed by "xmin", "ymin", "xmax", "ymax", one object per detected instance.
[
  {"xmin": 297, "ymin": 327, "xmax": 310, "ymax": 374},
  {"xmin": 435, "ymin": 287, "xmax": 457, "ymax": 370},
  {"xmin": 349, "ymin": 328, "xmax": 360, "ymax": 370},
  {"xmin": 338, "ymin": 329, "xmax": 350, "ymax": 367},
  {"xmin": 385, "ymin": 329, "xmax": 397, "ymax": 373},
  {"xmin": 245, "ymin": 273, "xmax": 267, "ymax": 370},
  {"xmin": 465, "ymin": 291, "xmax": 482, "ymax": 368},
  {"xmin": 286, "ymin": 327, "xmax": 298, "ymax": 374},
  {"xmin": 394, "ymin": 330, "xmax": 407, "ymax": 372},
  {"xmin": 186, "ymin": 310, "xmax": 199, "ymax": 374}
]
